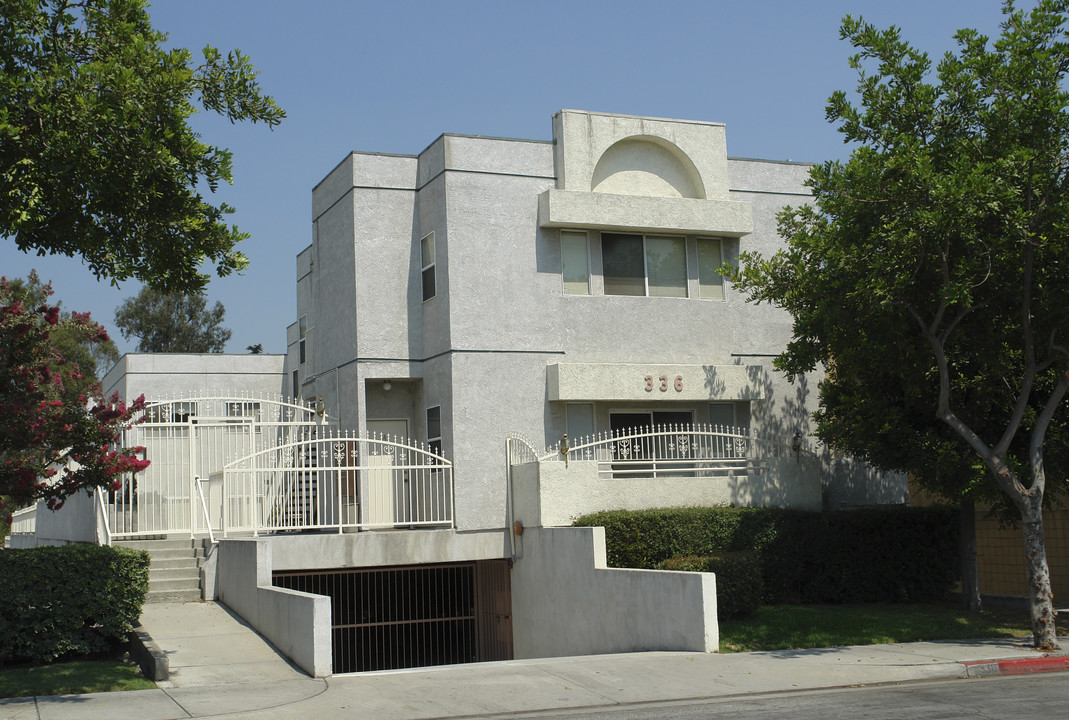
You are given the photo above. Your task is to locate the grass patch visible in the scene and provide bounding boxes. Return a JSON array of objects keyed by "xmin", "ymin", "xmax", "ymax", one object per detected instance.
[
  {"xmin": 719, "ymin": 603, "xmax": 1069, "ymax": 653},
  {"xmin": 0, "ymin": 657, "xmax": 155, "ymax": 698}
]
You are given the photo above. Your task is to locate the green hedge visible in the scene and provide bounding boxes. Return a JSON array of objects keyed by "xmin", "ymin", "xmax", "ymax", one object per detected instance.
[
  {"xmin": 575, "ymin": 506, "xmax": 960, "ymax": 604},
  {"xmin": 659, "ymin": 552, "xmax": 763, "ymax": 619},
  {"xmin": 0, "ymin": 545, "xmax": 150, "ymax": 664}
]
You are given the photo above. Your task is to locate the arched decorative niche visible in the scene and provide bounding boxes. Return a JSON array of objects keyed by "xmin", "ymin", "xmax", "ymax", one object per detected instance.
[{"xmin": 590, "ymin": 136, "xmax": 705, "ymax": 199}]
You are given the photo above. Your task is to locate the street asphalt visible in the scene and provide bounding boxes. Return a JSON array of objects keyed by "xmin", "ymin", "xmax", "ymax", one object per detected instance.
[{"xmin": 1, "ymin": 601, "xmax": 1066, "ymax": 720}]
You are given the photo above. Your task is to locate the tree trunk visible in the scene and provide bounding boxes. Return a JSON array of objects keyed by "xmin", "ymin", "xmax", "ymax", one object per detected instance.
[
  {"xmin": 960, "ymin": 497, "xmax": 981, "ymax": 613},
  {"xmin": 1020, "ymin": 495, "xmax": 1059, "ymax": 650}
]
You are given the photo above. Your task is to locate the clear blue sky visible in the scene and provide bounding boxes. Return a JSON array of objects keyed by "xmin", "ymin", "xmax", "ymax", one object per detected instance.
[{"xmin": 0, "ymin": 0, "xmax": 1019, "ymax": 355}]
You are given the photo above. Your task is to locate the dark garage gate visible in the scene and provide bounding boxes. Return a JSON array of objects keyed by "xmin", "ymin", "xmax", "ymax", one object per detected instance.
[{"xmin": 273, "ymin": 559, "xmax": 513, "ymax": 673}]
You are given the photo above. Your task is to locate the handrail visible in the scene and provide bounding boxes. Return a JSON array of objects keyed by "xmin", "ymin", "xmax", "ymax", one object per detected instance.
[
  {"xmin": 193, "ymin": 477, "xmax": 217, "ymax": 546},
  {"xmin": 95, "ymin": 491, "xmax": 112, "ymax": 546}
]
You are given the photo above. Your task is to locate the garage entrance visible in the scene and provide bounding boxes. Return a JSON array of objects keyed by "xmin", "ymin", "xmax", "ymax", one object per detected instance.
[{"xmin": 273, "ymin": 559, "xmax": 513, "ymax": 673}]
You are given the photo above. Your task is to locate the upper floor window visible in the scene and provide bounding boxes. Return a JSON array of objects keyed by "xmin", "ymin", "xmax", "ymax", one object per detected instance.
[
  {"xmin": 561, "ymin": 230, "xmax": 590, "ymax": 295},
  {"xmin": 426, "ymin": 405, "xmax": 442, "ymax": 456},
  {"xmin": 697, "ymin": 237, "xmax": 725, "ymax": 301},
  {"xmin": 298, "ymin": 316, "xmax": 307, "ymax": 364},
  {"xmin": 602, "ymin": 233, "xmax": 688, "ymax": 298},
  {"xmin": 420, "ymin": 232, "xmax": 436, "ymax": 301}
]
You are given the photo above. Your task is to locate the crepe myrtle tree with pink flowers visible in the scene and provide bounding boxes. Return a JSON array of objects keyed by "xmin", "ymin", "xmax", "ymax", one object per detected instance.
[{"xmin": 0, "ymin": 275, "xmax": 149, "ymax": 523}]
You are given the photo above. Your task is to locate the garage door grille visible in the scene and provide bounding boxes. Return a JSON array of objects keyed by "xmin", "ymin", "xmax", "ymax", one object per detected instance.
[{"xmin": 273, "ymin": 560, "xmax": 512, "ymax": 673}]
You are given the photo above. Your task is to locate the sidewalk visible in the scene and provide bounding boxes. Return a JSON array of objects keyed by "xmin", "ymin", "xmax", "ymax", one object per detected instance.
[{"xmin": 2, "ymin": 601, "xmax": 1066, "ymax": 720}]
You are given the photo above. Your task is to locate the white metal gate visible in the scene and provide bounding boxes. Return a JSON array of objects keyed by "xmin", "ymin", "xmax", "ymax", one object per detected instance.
[
  {"xmin": 219, "ymin": 429, "xmax": 454, "ymax": 536},
  {"xmin": 106, "ymin": 394, "xmax": 321, "ymax": 538}
]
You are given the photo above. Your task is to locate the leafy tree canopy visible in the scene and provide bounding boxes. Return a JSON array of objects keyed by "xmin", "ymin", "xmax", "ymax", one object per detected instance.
[
  {"xmin": 729, "ymin": 0, "xmax": 1069, "ymax": 648},
  {"xmin": 5, "ymin": 272, "xmax": 120, "ymax": 397},
  {"xmin": 114, "ymin": 286, "xmax": 231, "ymax": 353},
  {"xmin": 0, "ymin": 0, "xmax": 285, "ymax": 293},
  {"xmin": 0, "ymin": 274, "xmax": 147, "ymax": 514}
]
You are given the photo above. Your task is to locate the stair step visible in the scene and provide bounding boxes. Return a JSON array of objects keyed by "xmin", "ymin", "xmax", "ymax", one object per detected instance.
[
  {"xmin": 149, "ymin": 577, "xmax": 200, "ymax": 592},
  {"xmin": 137, "ymin": 548, "xmax": 207, "ymax": 562},
  {"xmin": 116, "ymin": 539, "xmax": 210, "ymax": 551},
  {"xmin": 145, "ymin": 588, "xmax": 202, "ymax": 604},
  {"xmin": 150, "ymin": 568, "xmax": 199, "ymax": 582},
  {"xmin": 149, "ymin": 557, "xmax": 204, "ymax": 571}
]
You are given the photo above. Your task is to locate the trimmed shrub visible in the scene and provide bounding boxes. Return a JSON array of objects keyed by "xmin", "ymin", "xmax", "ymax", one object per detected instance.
[
  {"xmin": 659, "ymin": 552, "xmax": 763, "ymax": 619},
  {"xmin": 0, "ymin": 545, "xmax": 150, "ymax": 664},
  {"xmin": 575, "ymin": 506, "xmax": 959, "ymax": 605}
]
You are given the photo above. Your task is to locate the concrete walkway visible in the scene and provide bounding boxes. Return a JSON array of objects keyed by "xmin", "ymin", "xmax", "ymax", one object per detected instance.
[{"xmin": 2, "ymin": 601, "xmax": 1066, "ymax": 720}]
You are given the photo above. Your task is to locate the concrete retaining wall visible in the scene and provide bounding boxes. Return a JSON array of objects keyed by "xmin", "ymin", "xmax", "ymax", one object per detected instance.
[
  {"xmin": 510, "ymin": 526, "xmax": 717, "ymax": 658},
  {"xmin": 266, "ymin": 528, "xmax": 507, "ymax": 570},
  {"xmin": 215, "ymin": 538, "xmax": 331, "ymax": 677}
]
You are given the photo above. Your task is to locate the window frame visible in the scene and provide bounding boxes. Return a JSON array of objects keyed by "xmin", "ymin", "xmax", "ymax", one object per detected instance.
[
  {"xmin": 565, "ymin": 402, "xmax": 595, "ymax": 442},
  {"xmin": 298, "ymin": 316, "xmax": 307, "ymax": 365},
  {"xmin": 420, "ymin": 232, "xmax": 436, "ymax": 301},
  {"xmin": 560, "ymin": 230, "xmax": 591, "ymax": 296},
  {"xmin": 426, "ymin": 405, "xmax": 442, "ymax": 457},
  {"xmin": 697, "ymin": 237, "xmax": 726, "ymax": 301},
  {"xmin": 600, "ymin": 232, "xmax": 689, "ymax": 298}
]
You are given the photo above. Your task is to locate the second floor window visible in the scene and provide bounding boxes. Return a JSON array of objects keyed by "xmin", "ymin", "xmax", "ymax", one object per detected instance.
[{"xmin": 602, "ymin": 233, "xmax": 688, "ymax": 298}]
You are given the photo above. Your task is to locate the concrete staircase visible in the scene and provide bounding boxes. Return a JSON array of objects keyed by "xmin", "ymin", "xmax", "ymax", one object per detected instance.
[{"xmin": 116, "ymin": 538, "xmax": 211, "ymax": 603}]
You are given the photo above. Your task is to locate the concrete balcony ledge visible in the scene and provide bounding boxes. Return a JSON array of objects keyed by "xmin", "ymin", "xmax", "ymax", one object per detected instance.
[{"xmin": 538, "ymin": 189, "xmax": 753, "ymax": 237}]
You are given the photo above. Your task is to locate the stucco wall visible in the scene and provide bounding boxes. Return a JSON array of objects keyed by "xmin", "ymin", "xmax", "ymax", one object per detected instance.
[
  {"xmin": 514, "ymin": 456, "xmax": 822, "ymax": 528},
  {"xmin": 215, "ymin": 538, "xmax": 332, "ymax": 677},
  {"xmin": 510, "ymin": 526, "xmax": 718, "ymax": 658},
  {"xmin": 102, "ymin": 354, "xmax": 286, "ymax": 400},
  {"xmin": 30, "ymin": 490, "xmax": 102, "ymax": 546}
]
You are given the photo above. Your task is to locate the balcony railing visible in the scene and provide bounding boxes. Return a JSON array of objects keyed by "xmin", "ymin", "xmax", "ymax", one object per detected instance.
[{"xmin": 541, "ymin": 423, "xmax": 805, "ymax": 479}]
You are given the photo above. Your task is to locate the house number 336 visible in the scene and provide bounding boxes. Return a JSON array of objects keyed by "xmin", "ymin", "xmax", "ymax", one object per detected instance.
[{"xmin": 644, "ymin": 375, "xmax": 683, "ymax": 392}]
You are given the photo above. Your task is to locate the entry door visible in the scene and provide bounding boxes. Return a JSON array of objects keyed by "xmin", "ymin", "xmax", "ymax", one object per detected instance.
[{"xmin": 366, "ymin": 419, "xmax": 409, "ymax": 526}]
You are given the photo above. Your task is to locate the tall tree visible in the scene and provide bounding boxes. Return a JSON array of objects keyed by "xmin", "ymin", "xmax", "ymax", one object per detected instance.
[
  {"xmin": 0, "ymin": 275, "xmax": 147, "ymax": 515},
  {"xmin": 114, "ymin": 286, "xmax": 231, "ymax": 353},
  {"xmin": 0, "ymin": 0, "xmax": 285, "ymax": 293},
  {"xmin": 730, "ymin": 0, "xmax": 1069, "ymax": 648}
]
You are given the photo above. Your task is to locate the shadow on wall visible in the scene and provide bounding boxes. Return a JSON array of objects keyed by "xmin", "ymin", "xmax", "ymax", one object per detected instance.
[
  {"xmin": 704, "ymin": 361, "xmax": 907, "ymax": 508},
  {"xmin": 822, "ymin": 455, "xmax": 908, "ymax": 508},
  {"xmin": 702, "ymin": 361, "xmax": 811, "ymax": 441}
]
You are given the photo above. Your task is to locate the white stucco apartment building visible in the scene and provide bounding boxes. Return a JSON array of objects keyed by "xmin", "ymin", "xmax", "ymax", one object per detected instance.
[
  {"xmin": 12, "ymin": 110, "xmax": 905, "ymax": 676},
  {"xmin": 288, "ymin": 109, "xmax": 901, "ymax": 523}
]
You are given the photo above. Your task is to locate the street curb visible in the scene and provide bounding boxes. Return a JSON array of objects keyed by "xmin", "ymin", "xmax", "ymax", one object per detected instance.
[{"xmin": 963, "ymin": 655, "xmax": 1069, "ymax": 678}]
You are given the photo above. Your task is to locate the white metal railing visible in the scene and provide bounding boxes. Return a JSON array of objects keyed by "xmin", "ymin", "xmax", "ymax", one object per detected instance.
[
  {"xmin": 219, "ymin": 428, "xmax": 454, "ymax": 536},
  {"xmin": 105, "ymin": 393, "xmax": 322, "ymax": 538},
  {"xmin": 539, "ymin": 423, "xmax": 806, "ymax": 479},
  {"xmin": 193, "ymin": 477, "xmax": 216, "ymax": 546},
  {"xmin": 95, "ymin": 492, "xmax": 112, "ymax": 545}
]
